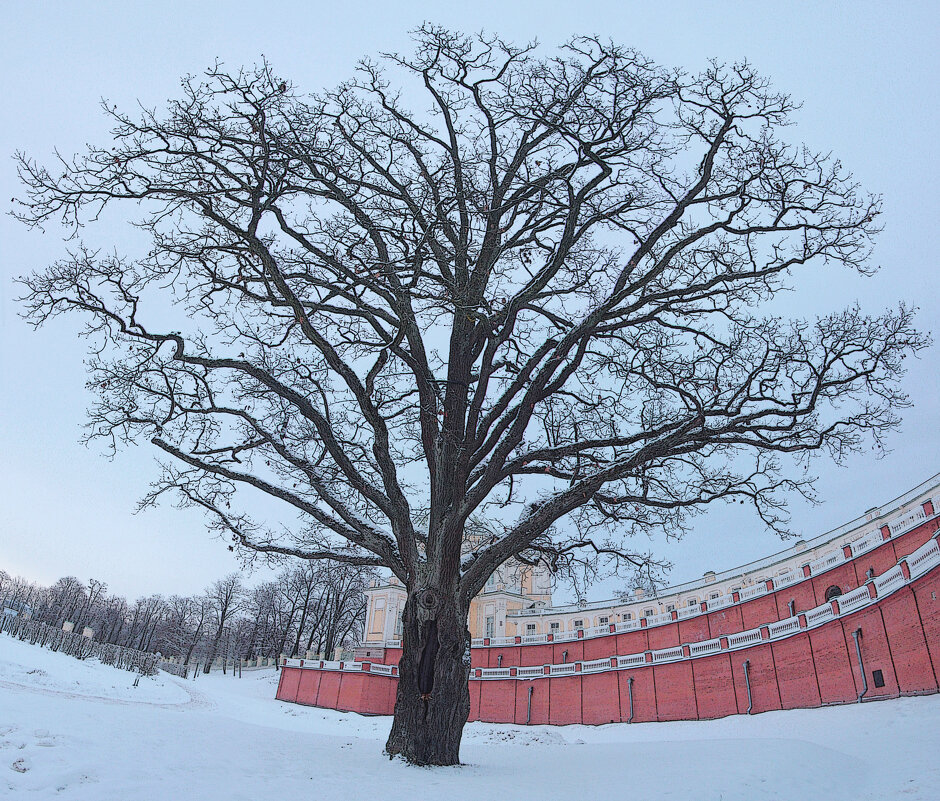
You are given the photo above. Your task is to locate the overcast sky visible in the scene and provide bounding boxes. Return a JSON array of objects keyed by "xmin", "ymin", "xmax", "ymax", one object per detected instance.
[{"xmin": 1, "ymin": 1, "xmax": 937, "ymax": 603}]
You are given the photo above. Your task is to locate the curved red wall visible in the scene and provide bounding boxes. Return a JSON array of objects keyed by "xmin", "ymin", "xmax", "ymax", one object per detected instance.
[{"xmin": 276, "ymin": 513, "xmax": 940, "ymax": 725}]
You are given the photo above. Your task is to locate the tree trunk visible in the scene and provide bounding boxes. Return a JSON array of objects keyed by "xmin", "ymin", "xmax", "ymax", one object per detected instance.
[
  {"xmin": 385, "ymin": 588, "xmax": 471, "ymax": 766},
  {"xmin": 204, "ymin": 625, "xmax": 224, "ymax": 673}
]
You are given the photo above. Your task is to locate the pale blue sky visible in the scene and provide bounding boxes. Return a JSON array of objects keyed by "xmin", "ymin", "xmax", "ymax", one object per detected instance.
[{"xmin": 1, "ymin": 1, "xmax": 937, "ymax": 600}]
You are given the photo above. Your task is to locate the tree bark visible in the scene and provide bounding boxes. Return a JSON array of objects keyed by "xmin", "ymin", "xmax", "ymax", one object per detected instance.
[{"xmin": 385, "ymin": 588, "xmax": 471, "ymax": 766}]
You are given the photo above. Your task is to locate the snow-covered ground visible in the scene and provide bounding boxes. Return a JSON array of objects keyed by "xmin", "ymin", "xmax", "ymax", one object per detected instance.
[{"xmin": 2, "ymin": 634, "xmax": 938, "ymax": 800}]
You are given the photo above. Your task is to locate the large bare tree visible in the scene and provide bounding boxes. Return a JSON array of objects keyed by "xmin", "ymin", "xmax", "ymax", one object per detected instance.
[{"xmin": 15, "ymin": 27, "xmax": 926, "ymax": 764}]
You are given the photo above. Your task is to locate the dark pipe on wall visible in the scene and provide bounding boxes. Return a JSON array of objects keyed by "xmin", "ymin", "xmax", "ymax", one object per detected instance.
[
  {"xmin": 743, "ymin": 660, "xmax": 753, "ymax": 714},
  {"xmin": 852, "ymin": 628, "xmax": 868, "ymax": 703}
]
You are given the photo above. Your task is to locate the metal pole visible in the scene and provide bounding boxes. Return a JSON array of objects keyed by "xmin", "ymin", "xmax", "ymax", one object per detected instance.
[{"xmin": 526, "ymin": 685, "xmax": 534, "ymax": 724}]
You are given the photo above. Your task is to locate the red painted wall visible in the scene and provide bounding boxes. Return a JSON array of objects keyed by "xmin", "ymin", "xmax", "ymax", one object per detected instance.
[
  {"xmin": 619, "ymin": 666, "xmax": 656, "ymax": 723},
  {"xmin": 707, "ymin": 605, "xmax": 745, "ymax": 638},
  {"xmin": 296, "ymin": 668, "xmax": 322, "ymax": 706},
  {"xmin": 841, "ymin": 604, "xmax": 899, "ymax": 701},
  {"xmin": 808, "ymin": 622, "xmax": 856, "ymax": 705},
  {"xmin": 276, "ymin": 521, "xmax": 940, "ymax": 726},
  {"xmin": 812, "ymin": 563, "xmax": 857, "ymax": 604},
  {"xmin": 677, "ymin": 615, "xmax": 710, "ymax": 644},
  {"xmin": 654, "ymin": 661, "xmax": 697, "ymax": 721},
  {"xmin": 911, "ymin": 568, "xmax": 940, "ymax": 683},
  {"xmin": 741, "ymin": 595, "xmax": 777, "ymax": 630},
  {"xmin": 515, "ymin": 680, "xmax": 549, "ymax": 725},
  {"xmin": 852, "ymin": 540, "xmax": 898, "ymax": 584},
  {"xmin": 646, "ymin": 624, "xmax": 680, "ymax": 651},
  {"xmin": 548, "ymin": 675, "xmax": 582, "ymax": 725},
  {"xmin": 691, "ymin": 653, "xmax": 739, "ymax": 719},
  {"xmin": 878, "ymin": 587, "xmax": 936, "ymax": 694},
  {"xmin": 582, "ymin": 671, "xmax": 620, "ymax": 725},
  {"xmin": 730, "ymin": 643, "xmax": 780, "ymax": 714},
  {"xmin": 772, "ymin": 633, "xmax": 822, "ymax": 709}
]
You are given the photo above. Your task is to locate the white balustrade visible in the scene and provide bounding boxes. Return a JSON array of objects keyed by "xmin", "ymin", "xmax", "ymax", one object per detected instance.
[
  {"xmin": 651, "ymin": 646, "xmax": 684, "ymax": 663},
  {"xmin": 689, "ymin": 638, "xmax": 721, "ymax": 657},
  {"xmin": 522, "ymin": 634, "xmax": 548, "ymax": 644},
  {"xmin": 739, "ymin": 583, "xmax": 768, "ymax": 601},
  {"xmin": 615, "ymin": 620, "xmax": 641, "ymax": 633},
  {"xmin": 516, "ymin": 666, "xmax": 545, "ymax": 678},
  {"xmin": 835, "ymin": 586, "xmax": 871, "ymax": 614},
  {"xmin": 889, "ymin": 506, "xmax": 926, "ymax": 536},
  {"xmin": 767, "ymin": 617, "xmax": 800, "ymax": 638},
  {"xmin": 804, "ymin": 603, "xmax": 835, "ymax": 627},
  {"xmin": 582, "ymin": 658, "xmax": 612, "ymax": 673},
  {"xmin": 706, "ymin": 594, "xmax": 734, "ymax": 610},
  {"xmin": 808, "ymin": 551, "xmax": 843, "ymax": 574},
  {"xmin": 873, "ymin": 565, "xmax": 905, "ymax": 596},
  {"xmin": 850, "ymin": 531, "xmax": 882, "ymax": 556},
  {"xmin": 676, "ymin": 606, "xmax": 699, "ymax": 619},
  {"xmin": 773, "ymin": 571, "xmax": 800, "ymax": 589},
  {"xmin": 907, "ymin": 540, "xmax": 940, "ymax": 579},
  {"xmin": 369, "ymin": 664, "xmax": 395, "ymax": 676},
  {"xmin": 646, "ymin": 612, "xmax": 672, "ymax": 626},
  {"xmin": 549, "ymin": 663, "xmax": 577, "ymax": 676},
  {"xmin": 727, "ymin": 628, "xmax": 762, "ymax": 649},
  {"xmin": 479, "ymin": 667, "xmax": 512, "ymax": 679},
  {"xmin": 471, "ymin": 638, "xmax": 485, "ymax": 647},
  {"xmin": 617, "ymin": 654, "xmax": 647, "ymax": 668}
]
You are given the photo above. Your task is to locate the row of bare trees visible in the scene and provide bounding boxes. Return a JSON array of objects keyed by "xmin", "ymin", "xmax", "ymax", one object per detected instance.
[{"xmin": 0, "ymin": 562, "xmax": 372, "ymax": 672}]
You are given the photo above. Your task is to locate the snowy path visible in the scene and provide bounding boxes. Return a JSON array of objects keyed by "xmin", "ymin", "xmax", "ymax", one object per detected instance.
[{"xmin": 1, "ymin": 635, "xmax": 938, "ymax": 800}]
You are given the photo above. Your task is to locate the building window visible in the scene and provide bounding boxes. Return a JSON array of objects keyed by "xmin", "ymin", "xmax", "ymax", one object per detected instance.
[
  {"xmin": 825, "ymin": 585, "xmax": 843, "ymax": 601},
  {"xmin": 666, "ymin": 604, "xmax": 675, "ymax": 612},
  {"xmin": 623, "ymin": 613, "xmax": 632, "ymax": 621},
  {"xmin": 574, "ymin": 619, "xmax": 584, "ymax": 629},
  {"xmin": 644, "ymin": 609, "xmax": 653, "ymax": 617},
  {"xmin": 485, "ymin": 616, "xmax": 495, "ymax": 638},
  {"xmin": 550, "ymin": 622, "xmax": 560, "ymax": 631},
  {"xmin": 526, "ymin": 623, "xmax": 536, "ymax": 635},
  {"xmin": 394, "ymin": 613, "xmax": 403, "ymax": 638},
  {"xmin": 485, "ymin": 573, "xmax": 496, "ymax": 590},
  {"xmin": 598, "ymin": 616, "xmax": 609, "ymax": 625},
  {"xmin": 709, "ymin": 593, "xmax": 720, "ymax": 600},
  {"xmin": 688, "ymin": 598, "xmax": 699, "ymax": 606}
]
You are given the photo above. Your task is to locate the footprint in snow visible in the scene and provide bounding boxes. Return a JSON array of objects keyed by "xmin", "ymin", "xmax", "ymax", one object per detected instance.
[{"xmin": 10, "ymin": 757, "xmax": 29, "ymax": 773}]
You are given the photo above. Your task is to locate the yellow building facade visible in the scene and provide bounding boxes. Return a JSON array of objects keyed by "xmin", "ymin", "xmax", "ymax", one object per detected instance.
[{"xmin": 362, "ymin": 559, "xmax": 553, "ymax": 645}]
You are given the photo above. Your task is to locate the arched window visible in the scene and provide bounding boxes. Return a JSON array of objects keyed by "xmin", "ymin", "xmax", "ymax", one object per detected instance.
[{"xmin": 825, "ymin": 585, "xmax": 843, "ymax": 601}]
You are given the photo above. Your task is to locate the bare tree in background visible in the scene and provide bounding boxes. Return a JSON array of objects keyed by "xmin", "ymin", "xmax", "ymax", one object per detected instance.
[
  {"xmin": 202, "ymin": 574, "xmax": 243, "ymax": 672},
  {"xmin": 15, "ymin": 27, "xmax": 927, "ymax": 764}
]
